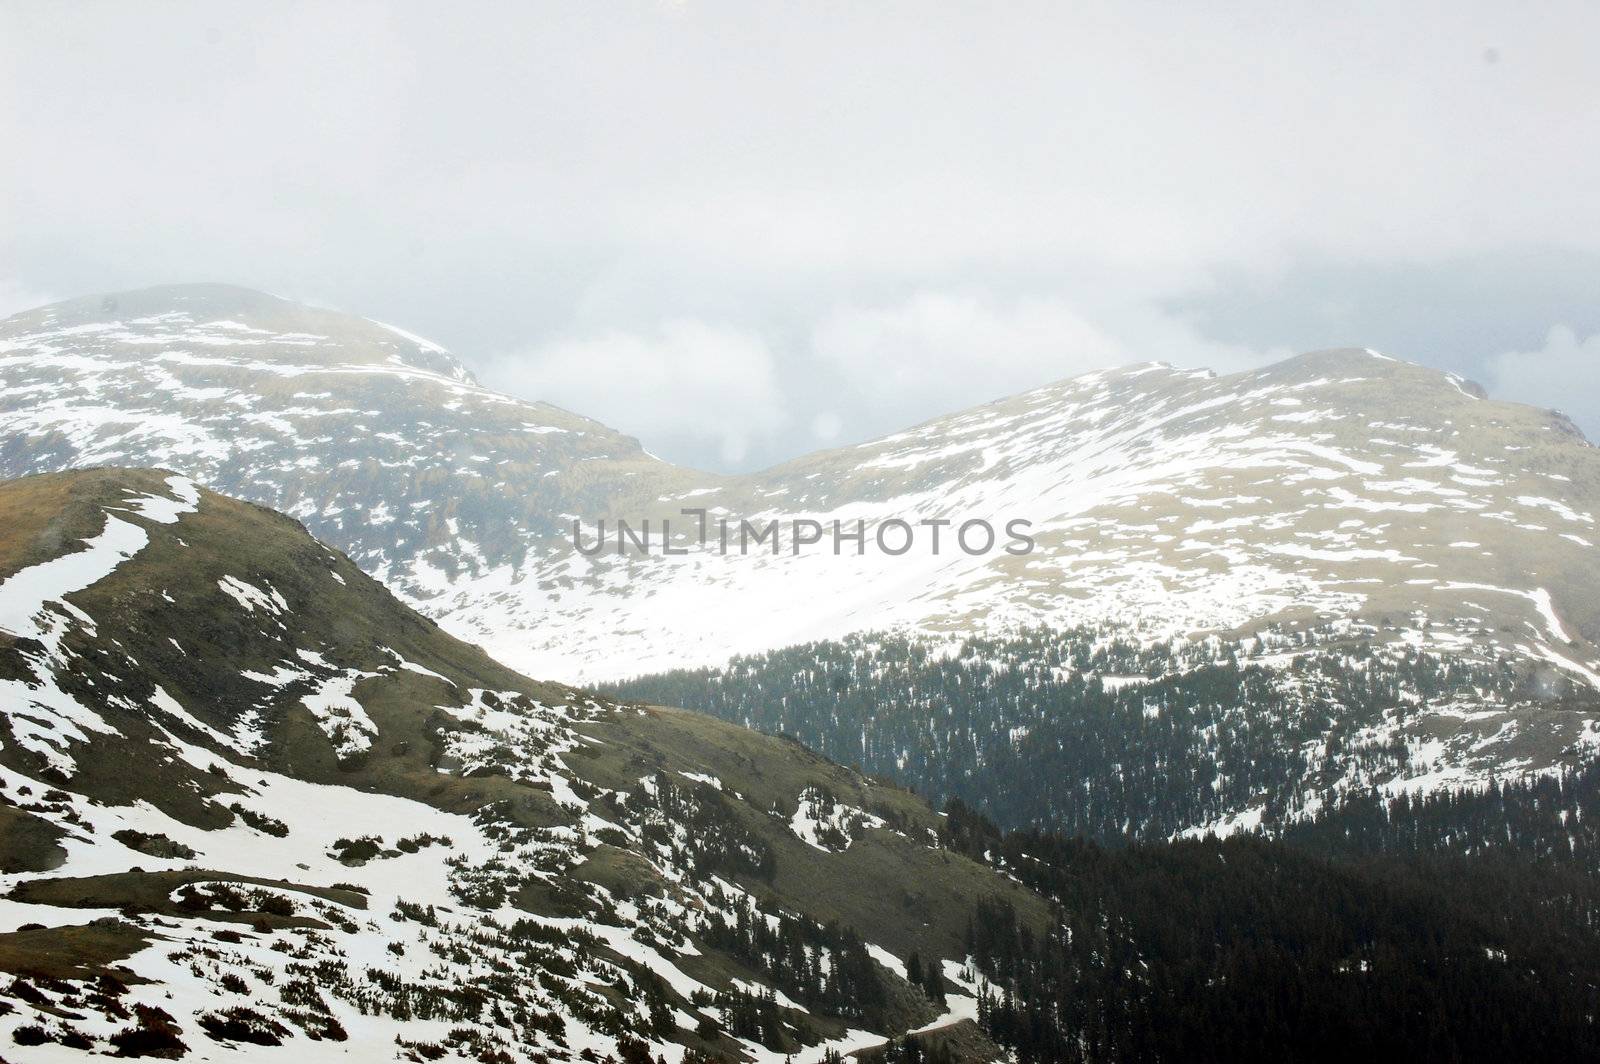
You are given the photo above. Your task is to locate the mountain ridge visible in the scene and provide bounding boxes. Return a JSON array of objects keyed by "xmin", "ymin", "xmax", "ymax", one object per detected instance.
[
  {"xmin": 3, "ymin": 284, "xmax": 1598, "ymax": 816},
  {"xmin": 0, "ymin": 465, "xmax": 1036, "ymax": 1061},
  {"xmin": 9, "ymin": 285, "xmax": 1574, "ymax": 476}
]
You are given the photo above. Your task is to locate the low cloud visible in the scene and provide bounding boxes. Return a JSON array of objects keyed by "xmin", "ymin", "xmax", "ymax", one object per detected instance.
[
  {"xmin": 0, "ymin": 280, "xmax": 58, "ymax": 321},
  {"xmin": 1488, "ymin": 326, "xmax": 1600, "ymax": 440},
  {"xmin": 809, "ymin": 291, "xmax": 1284, "ymax": 437},
  {"xmin": 479, "ymin": 292, "xmax": 1291, "ymax": 470},
  {"xmin": 813, "ymin": 293, "xmax": 1125, "ymax": 423},
  {"xmin": 480, "ymin": 320, "xmax": 787, "ymax": 468}
]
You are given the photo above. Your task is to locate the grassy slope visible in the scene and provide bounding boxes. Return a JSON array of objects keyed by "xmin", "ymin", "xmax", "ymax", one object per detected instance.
[{"xmin": 0, "ymin": 467, "xmax": 1040, "ymax": 1059}]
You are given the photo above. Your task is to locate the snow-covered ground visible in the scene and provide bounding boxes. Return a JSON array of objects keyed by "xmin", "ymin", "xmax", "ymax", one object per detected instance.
[
  {"xmin": 6, "ymin": 297, "xmax": 1598, "ymax": 696},
  {"xmin": 0, "ymin": 473, "xmax": 961, "ymax": 1062}
]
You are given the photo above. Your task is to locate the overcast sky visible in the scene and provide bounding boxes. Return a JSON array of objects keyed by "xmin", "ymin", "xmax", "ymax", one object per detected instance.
[{"xmin": 4, "ymin": 2, "xmax": 1599, "ymax": 471}]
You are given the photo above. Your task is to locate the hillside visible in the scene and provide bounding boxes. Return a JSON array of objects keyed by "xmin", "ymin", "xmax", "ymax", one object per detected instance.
[
  {"xmin": 3, "ymin": 287, "xmax": 1596, "ymax": 685},
  {"xmin": 4, "ymin": 285, "xmax": 1600, "ymax": 820},
  {"xmin": 3, "ymin": 477, "xmax": 1599, "ymax": 1061},
  {"xmin": 609, "ymin": 627, "xmax": 1600, "ymax": 840},
  {"xmin": 0, "ymin": 468, "xmax": 1043, "ymax": 1062}
]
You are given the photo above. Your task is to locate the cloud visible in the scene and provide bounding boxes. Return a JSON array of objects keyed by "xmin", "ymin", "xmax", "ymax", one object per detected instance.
[
  {"xmin": 5, "ymin": 3, "xmax": 1600, "ymax": 467},
  {"xmin": 1487, "ymin": 326, "xmax": 1600, "ymax": 440},
  {"xmin": 8, "ymin": 2, "xmax": 1599, "ymax": 294},
  {"xmin": 809, "ymin": 411, "xmax": 844, "ymax": 443},
  {"xmin": 479, "ymin": 292, "xmax": 1286, "ymax": 469},
  {"xmin": 810, "ymin": 291, "xmax": 1283, "ymax": 432},
  {"xmin": 481, "ymin": 320, "xmax": 787, "ymax": 467},
  {"xmin": 814, "ymin": 293, "xmax": 1124, "ymax": 403},
  {"xmin": 0, "ymin": 280, "xmax": 58, "ymax": 321}
]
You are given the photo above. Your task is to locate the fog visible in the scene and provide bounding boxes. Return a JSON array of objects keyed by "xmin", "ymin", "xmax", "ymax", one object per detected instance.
[{"xmin": 4, "ymin": 1, "xmax": 1598, "ymax": 468}]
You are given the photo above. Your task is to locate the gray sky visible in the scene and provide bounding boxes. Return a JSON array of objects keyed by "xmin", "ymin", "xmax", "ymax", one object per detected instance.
[{"xmin": 4, "ymin": 1, "xmax": 1599, "ymax": 471}]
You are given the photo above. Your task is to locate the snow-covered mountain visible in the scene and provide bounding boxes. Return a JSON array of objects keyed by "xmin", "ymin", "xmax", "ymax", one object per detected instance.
[
  {"xmin": 3, "ymin": 284, "xmax": 1598, "ymax": 805},
  {"xmin": 0, "ymin": 467, "xmax": 1016, "ymax": 1060},
  {"xmin": 4, "ymin": 471, "xmax": 1595, "ymax": 1062},
  {"xmin": 3, "ymin": 284, "xmax": 1595, "ymax": 683}
]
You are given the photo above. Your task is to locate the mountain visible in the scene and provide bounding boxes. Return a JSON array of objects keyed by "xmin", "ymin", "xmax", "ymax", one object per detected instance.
[
  {"xmin": 3, "ymin": 470, "xmax": 1599, "ymax": 1062},
  {"xmin": 0, "ymin": 282, "xmax": 700, "ymax": 641},
  {"xmin": 4, "ymin": 284, "xmax": 1599, "ymax": 825},
  {"xmin": 5, "ymin": 286, "xmax": 1595, "ymax": 681},
  {"xmin": 0, "ymin": 467, "xmax": 1040, "ymax": 1061}
]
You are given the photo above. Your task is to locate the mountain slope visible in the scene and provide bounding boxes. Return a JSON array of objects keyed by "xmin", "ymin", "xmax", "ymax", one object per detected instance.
[
  {"xmin": 3, "ymin": 285, "xmax": 1599, "ymax": 809},
  {"xmin": 3, "ymin": 286, "xmax": 1596, "ymax": 684},
  {"xmin": 610, "ymin": 626, "xmax": 1600, "ymax": 839},
  {"xmin": 0, "ymin": 468, "xmax": 1043, "ymax": 1061},
  {"xmin": 4, "ymin": 471, "xmax": 1597, "ymax": 1062},
  {"xmin": 0, "ymin": 283, "xmax": 702, "ymax": 625}
]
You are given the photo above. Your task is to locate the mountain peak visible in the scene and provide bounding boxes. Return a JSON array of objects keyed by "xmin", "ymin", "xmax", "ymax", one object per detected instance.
[
  {"xmin": 1241, "ymin": 346, "xmax": 1490, "ymax": 400},
  {"xmin": 2, "ymin": 283, "xmax": 476, "ymax": 385}
]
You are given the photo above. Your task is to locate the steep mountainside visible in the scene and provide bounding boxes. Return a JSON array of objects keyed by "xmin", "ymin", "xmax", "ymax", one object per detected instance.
[
  {"xmin": 0, "ymin": 468, "xmax": 1043, "ymax": 1062},
  {"xmin": 3, "ymin": 284, "xmax": 1599, "ymax": 807}
]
